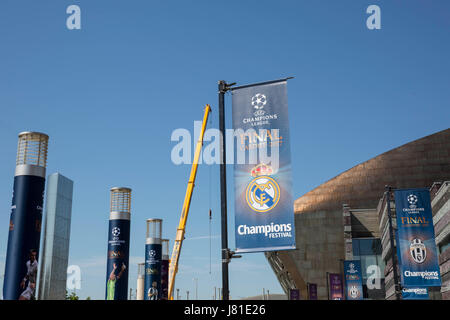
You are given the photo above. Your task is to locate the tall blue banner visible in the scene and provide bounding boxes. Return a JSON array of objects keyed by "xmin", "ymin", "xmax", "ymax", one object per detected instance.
[
  {"xmin": 231, "ymin": 80, "xmax": 296, "ymax": 253},
  {"xmin": 402, "ymin": 287, "xmax": 429, "ymax": 300},
  {"xmin": 144, "ymin": 243, "xmax": 161, "ymax": 300},
  {"xmin": 344, "ymin": 260, "xmax": 364, "ymax": 300},
  {"xmin": 105, "ymin": 219, "xmax": 130, "ymax": 300},
  {"xmin": 394, "ymin": 188, "xmax": 441, "ymax": 287},
  {"xmin": 3, "ymin": 175, "xmax": 45, "ymax": 300}
]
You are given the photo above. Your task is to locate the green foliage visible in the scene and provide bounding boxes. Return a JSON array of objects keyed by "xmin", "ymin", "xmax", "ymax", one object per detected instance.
[{"xmin": 65, "ymin": 289, "xmax": 80, "ymax": 300}]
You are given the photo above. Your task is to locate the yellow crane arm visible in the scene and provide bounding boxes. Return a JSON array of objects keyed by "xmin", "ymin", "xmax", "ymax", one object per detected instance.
[{"xmin": 168, "ymin": 104, "xmax": 211, "ymax": 300}]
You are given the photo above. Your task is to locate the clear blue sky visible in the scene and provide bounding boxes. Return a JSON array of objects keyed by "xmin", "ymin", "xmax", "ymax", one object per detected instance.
[{"xmin": 0, "ymin": 1, "xmax": 449, "ymax": 299}]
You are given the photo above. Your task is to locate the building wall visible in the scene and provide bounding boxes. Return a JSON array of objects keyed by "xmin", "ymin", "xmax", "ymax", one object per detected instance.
[
  {"xmin": 266, "ymin": 128, "xmax": 450, "ymax": 299},
  {"xmin": 36, "ymin": 173, "xmax": 74, "ymax": 300}
]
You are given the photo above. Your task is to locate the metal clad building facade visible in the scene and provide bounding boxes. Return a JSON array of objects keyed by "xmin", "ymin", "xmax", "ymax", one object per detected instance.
[{"xmin": 266, "ymin": 129, "xmax": 450, "ymax": 299}]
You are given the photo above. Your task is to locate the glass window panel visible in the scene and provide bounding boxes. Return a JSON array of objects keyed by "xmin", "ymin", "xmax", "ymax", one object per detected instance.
[
  {"xmin": 373, "ymin": 239, "xmax": 382, "ymax": 255},
  {"xmin": 359, "ymin": 239, "xmax": 374, "ymax": 255}
]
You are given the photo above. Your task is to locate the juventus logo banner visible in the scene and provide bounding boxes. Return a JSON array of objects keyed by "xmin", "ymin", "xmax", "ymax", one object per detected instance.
[
  {"xmin": 343, "ymin": 260, "xmax": 363, "ymax": 300},
  {"xmin": 394, "ymin": 188, "xmax": 441, "ymax": 287},
  {"xmin": 231, "ymin": 79, "xmax": 296, "ymax": 253}
]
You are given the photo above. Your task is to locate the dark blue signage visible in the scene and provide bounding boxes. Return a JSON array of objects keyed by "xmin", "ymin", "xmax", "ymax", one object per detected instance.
[
  {"xmin": 402, "ymin": 287, "xmax": 429, "ymax": 300},
  {"xmin": 231, "ymin": 80, "xmax": 296, "ymax": 253},
  {"xmin": 105, "ymin": 219, "xmax": 130, "ymax": 300},
  {"xmin": 3, "ymin": 175, "xmax": 45, "ymax": 300},
  {"xmin": 144, "ymin": 243, "xmax": 161, "ymax": 300},
  {"xmin": 394, "ymin": 188, "xmax": 441, "ymax": 287},
  {"xmin": 344, "ymin": 260, "xmax": 364, "ymax": 300}
]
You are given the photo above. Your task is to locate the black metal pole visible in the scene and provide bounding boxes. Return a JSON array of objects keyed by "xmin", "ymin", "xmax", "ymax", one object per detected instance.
[
  {"xmin": 386, "ymin": 186, "xmax": 401, "ymax": 300},
  {"xmin": 218, "ymin": 80, "xmax": 230, "ymax": 300}
]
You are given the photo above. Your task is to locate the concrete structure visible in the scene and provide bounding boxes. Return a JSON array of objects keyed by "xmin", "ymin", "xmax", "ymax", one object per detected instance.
[
  {"xmin": 430, "ymin": 181, "xmax": 450, "ymax": 299},
  {"xmin": 265, "ymin": 128, "xmax": 450, "ymax": 299},
  {"xmin": 36, "ymin": 173, "xmax": 74, "ymax": 300}
]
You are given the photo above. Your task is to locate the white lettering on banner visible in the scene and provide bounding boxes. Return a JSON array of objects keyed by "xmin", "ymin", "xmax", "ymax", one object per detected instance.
[
  {"xmin": 404, "ymin": 270, "xmax": 439, "ymax": 280},
  {"xmin": 403, "ymin": 288, "xmax": 428, "ymax": 295}
]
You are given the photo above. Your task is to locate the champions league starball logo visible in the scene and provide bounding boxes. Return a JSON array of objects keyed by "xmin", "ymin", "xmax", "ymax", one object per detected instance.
[
  {"xmin": 407, "ymin": 194, "xmax": 418, "ymax": 208},
  {"xmin": 410, "ymin": 238, "xmax": 427, "ymax": 264},
  {"xmin": 112, "ymin": 227, "xmax": 121, "ymax": 237},
  {"xmin": 348, "ymin": 263, "xmax": 357, "ymax": 274},
  {"xmin": 148, "ymin": 249, "xmax": 156, "ymax": 258}
]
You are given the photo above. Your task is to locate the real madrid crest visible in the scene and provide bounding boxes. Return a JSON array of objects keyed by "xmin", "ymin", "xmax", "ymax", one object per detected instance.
[{"xmin": 246, "ymin": 164, "xmax": 280, "ymax": 213}]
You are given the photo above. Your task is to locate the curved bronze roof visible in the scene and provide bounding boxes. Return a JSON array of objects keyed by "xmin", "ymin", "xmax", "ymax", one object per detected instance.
[{"xmin": 294, "ymin": 128, "xmax": 450, "ymax": 214}]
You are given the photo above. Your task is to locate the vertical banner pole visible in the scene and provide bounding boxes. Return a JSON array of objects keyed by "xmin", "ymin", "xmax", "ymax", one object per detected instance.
[
  {"xmin": 386, "ymin": 186, "xmax": 401, "ymax": 300},
  {"xmin": 106, "ymin": 187, "xmax": 131, "ymax": 300},
  {"xmin": 326, "ymin": 272, "xmax": 330, "ymax": 300},
  {"xmin": 218, "ymin": 80, "xmax": 230, "ymax": 300}
]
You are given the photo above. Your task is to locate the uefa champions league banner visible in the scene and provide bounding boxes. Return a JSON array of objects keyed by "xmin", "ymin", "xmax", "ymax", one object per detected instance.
[
  {"xmin": 394, "ymin": 188, "xmax": 441, "ymax": 287},
  {"xmin": 343, "ymin": 260, "xmax": 363, "ymax": 300},
  {"xmin": 105, "ymin": 219, "xmax": 130, "ymax": 300},
  {"xmin": 145, "ymin": 243, "xmax": 162, "ymax": 300},
  {"xmin": 231, "ymin": 80, "xmax": 296, "ymax": 253}
]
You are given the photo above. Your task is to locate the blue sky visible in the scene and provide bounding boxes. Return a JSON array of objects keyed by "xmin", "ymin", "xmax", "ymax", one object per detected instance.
[{"xmin": 0, "ymin": 1, "xmax": 449, "ymax": 299}]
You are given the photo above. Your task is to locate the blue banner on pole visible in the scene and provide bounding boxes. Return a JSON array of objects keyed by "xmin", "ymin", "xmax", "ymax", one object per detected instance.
[
  {"xmin": 344, "ymin": 260, "xmax": 364, "ymax": 300},
  {"xmin": 231, "ymin": 80, "xmax": 296, "ymax": 253},
  {"xmin": 3, "ymin": 175, "xmax": 45, "ymax": 300},
  {"xmin": 394, "ymin": 188, "xmax": 441, "ymax": 287}
]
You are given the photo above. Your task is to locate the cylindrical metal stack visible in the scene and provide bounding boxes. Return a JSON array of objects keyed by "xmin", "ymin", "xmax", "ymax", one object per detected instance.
[
  {"xmin": 161, "ymin": 239, "xmax": 170, "ymax": 300},
  {"xmin": 3, "ymin": 132, "xmax": 49, "ymax": 300},
  {"xmin": 105, "ymin": 187, "xmax": 131, "ymax": 300},
  {"xmin": 144, "ymin": 218, "xmax": 162, "ymax": 300},
  {"xmin": 136, "ymin": 262, "xmax": 145, "ymax": 300}
]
